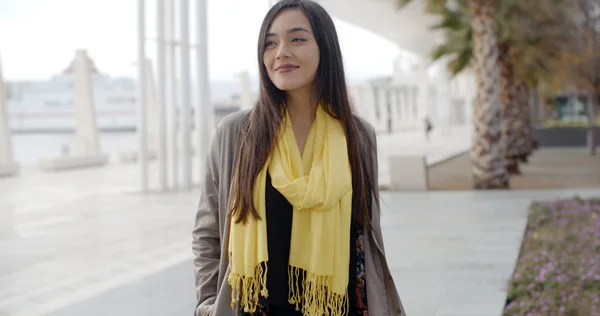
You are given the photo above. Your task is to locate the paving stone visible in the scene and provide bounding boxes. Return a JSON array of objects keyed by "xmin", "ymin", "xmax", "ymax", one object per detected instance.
[{"xmin": 1, "ymin": 151, "xmax": 599, "ymax": 316}]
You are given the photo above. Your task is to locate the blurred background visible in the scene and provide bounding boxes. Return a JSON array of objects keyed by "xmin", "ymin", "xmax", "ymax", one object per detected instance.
[{"xmin": 0, "ymin": 0, "xmax": 599, "ymax": 315}]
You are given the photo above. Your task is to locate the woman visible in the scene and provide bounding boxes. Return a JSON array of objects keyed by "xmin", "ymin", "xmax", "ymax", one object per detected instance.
[{"xmin": 192, "ymin": 1, "xmax": 406, "ymax": 315}]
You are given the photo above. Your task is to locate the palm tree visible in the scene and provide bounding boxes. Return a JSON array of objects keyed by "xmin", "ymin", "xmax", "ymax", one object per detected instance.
[
  {"xmin": 502, "ymin": 0, "xmax": 577, "ymax": 160},
  {"xmin": 397, "ymin": 0, "xmax": 575, "ymax": 183},
  {"xmin": 396, "ymin": 0, "xmax": 508, "ymax": 189}
]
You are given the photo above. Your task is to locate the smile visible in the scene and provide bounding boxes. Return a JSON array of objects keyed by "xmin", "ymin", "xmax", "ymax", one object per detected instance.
[{"xmin": 275, "ymin": 64, "xmax": 299, "ymax": 73}]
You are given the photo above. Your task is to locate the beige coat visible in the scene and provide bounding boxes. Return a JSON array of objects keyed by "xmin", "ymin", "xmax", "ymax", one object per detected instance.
[{"xmin": 192, "ymin": 110, "xmax": 406, "ymax": 316}]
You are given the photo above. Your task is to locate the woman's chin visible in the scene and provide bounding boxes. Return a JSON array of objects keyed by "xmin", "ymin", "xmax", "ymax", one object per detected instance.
[{"xmin": 273, "ymin": 82, "xmax": 298, "ymax": 91}]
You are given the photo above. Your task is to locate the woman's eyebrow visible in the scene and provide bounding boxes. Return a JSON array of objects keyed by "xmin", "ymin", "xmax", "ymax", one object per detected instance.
[{"xmin": 266, "ymin": 26, "xmax": 311, "ymax": 38}]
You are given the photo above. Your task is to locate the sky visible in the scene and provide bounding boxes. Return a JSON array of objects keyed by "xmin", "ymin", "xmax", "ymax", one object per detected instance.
[{"xmin": 0, "ymin": 0, "xmax": 404, "ymax": 82}]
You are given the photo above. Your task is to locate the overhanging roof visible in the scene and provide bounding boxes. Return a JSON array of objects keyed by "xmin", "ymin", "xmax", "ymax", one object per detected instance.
[{"xmin": 317, "ymin": 0, "xmax": 444, "ymax": 59}]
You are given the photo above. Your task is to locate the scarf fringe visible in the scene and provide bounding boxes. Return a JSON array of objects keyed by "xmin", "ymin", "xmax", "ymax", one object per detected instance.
[
  {"xmin": 228, "ymin": 261, "xmax": 269, "ymax": 313},
  {"xmin": 229, "ymin": 263, "xmax": 349, "ymax": 316},
  {"xmin": 228, "ymin": 262, "xmax": 348, "ymax": 316},
  {"xmin": 288, "ymin": 266, "xmax": 348, "ymax": 316}
]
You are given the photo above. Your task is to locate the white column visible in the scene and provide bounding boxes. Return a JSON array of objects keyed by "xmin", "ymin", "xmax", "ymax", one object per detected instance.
[
  {"xmin": 196, "ymin": 0, "xmax": 212, "ymax": 181},
  {"xmin": 0, "ymin": 50, "xmax": 19, "ymax": 177},
  {"xmin": 460, "ymin": 70, "xmax": 475, "ymax": 125},
  {"xmin": 137, "ymin": 0, "xmax": 149, "ymax": 192},
  {"xmin": 145, "ymin": 59, "xmax": 159, "ymax": 155},
  {"xmin": 365, "ymin": 85, "xmax": 382, "ymax": 132},
  {"xmin": 180, "ymin": 0, "xmax": 192, "ymax": 189},
  {"xmin": 417, "ymin": 62, "xmax": 429, "ymax": 127},
  {"xmin": 73, "ymin": 50, "xmax": 101, "ymax": 156},
  {"xmin": 411, "ymin": 86, "xmax": 419, "ymax": 125},
  {"xmin": 437, "ymin": 63, "xmax": 453, "ymax": 135},
  {"xmin": 389, "ymin": 87, "xmax": 401, "ymax": 132},
  {"xmin": 376, "ymin": 86, "xmax": 389, "ymax": 133},
  {"xmin": 156, "ymin": 0, "xmax": 168, "ymax": 191},
  {"xmin": 403, "ymin": 87, "xmax": 411, "ymax": 125},
  {"xmin": 166, "ymin": 0, "xmax": 179, "ymax": 189},
  {"xmin": 408, "ymin": 86, "xmax": 417, "ymax": 126},
  {"xmin": 238, "ymin": 71, "xmax": 254, "ymax": 110}
]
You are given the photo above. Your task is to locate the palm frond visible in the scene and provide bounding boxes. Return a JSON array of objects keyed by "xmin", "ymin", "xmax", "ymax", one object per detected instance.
[
  {"xmin": 394, "ymin": 0, "xmax": 412, "ymax": 9},
  {"xmin": 448, "ymin": 50, "xmax": 472, "ymax": 75},
  {"xmin": 431, "ymin": 8, "xmax": 464, "ymax": 30},
  {"xmin": 424, "ymin": 0, "xmax": 447, "ymax": 14}
]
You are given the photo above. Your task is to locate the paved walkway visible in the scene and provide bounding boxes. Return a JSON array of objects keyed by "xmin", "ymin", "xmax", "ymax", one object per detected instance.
[
  {"xmin": 1, "ymin": 158, "xmax": 598, "ymax": 316},
  {"xmin": 40, "ymin": 189, "xmax": 600, "ymax": 316},
  {"xmin": 1, "ymin": 125, "xmax": 540, "ymax": 316}
]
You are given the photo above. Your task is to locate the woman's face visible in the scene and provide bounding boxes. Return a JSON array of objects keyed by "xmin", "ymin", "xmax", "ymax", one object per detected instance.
[{"xmin": 263, "ymin": 9, "xmax": 320, "ymax": 93}]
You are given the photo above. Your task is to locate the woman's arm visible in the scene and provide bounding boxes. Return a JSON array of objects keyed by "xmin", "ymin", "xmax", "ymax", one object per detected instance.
[
  {"xmin": 361, "ymin": 117, "xmax": 387, "ymax": 255},
  {"xmin": 192, "ymin": 130, "xmax": 222, "ymax": 316}
]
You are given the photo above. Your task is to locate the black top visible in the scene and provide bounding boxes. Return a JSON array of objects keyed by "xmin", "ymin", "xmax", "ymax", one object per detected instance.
[{"xmin": 251, "ymin": 173, "xmax": 357, "ymax": 315}]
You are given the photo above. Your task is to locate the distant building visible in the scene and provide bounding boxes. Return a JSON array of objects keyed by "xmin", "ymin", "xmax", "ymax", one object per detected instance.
[{"xmin": 5, "ymin": 53, "xmax": 248, "ymax": 133}]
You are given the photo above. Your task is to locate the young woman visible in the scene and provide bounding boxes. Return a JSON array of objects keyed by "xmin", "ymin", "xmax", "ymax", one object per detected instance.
[{"xmin": 192, "ymin": 1, "xmax": 406, "ymax": 315}]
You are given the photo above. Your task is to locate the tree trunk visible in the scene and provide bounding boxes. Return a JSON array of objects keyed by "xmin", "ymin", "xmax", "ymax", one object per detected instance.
[
  {"xmin": 497, "ymin": 43, "xmax": 521, "ymax": 175},
  {"xmin": 528, "ymin": 89, "xmax": 540, "ymax": 152},
  {"xmin": 469, "ymin": 0, "xmax": 509, "ymax": 189},
  {"xmin": 515, "ymin": 82, "xmax": 534, "ymax": 162},
  {"xmin": 588, "ymin": 92, "xmax": 597, "ymax": 156}
]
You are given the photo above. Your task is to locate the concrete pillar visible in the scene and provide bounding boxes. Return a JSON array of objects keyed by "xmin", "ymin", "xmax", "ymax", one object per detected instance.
[
  {"xmin": 376, "ymin": 86, "xmax": 390, "ymax": 133},
  {"xmin": 0, "ymin": 51, "xmax": 18, "ymax": 177},
  {"xmin": 411, "ymin": 86, "xmax": 419, "ymax": 126},
  {"xmin": 402, "ymin": 87, "xmax": 410, "ymax": 125},
  {"xmin": 389, "ymin": 87, "xmax": 401, "ymax": 132},
  {"xmin": 156, "ymin": 0, "xmax": 168, "ymax": 192},
  {"xmin": 180, "ymin": 0, "xmax": 193, "ymax": 190},
  {"xmin": 73, "ymin": 50, "xmax": 101, "ymax": 156},
  {"xmin": 145, "ymin": 60, "xmax": 159, "ymax": 156},
  {"xmin": 196, "ymin": 0, "xmax": 212, "ymax": 182},
  {"xmin": 166, "ymin": 0, "xmax": 179, "ymax": 189},
  {"xmin": 366, "ymin": 85, "xmax": 383, "ymax": 132},
  {"xmin": 436, "ymin": 63, "xmax": 453, "ymax": 135},
  {"xmin": 37, "ymin": 50, "xmax": 109, "ymax": 171},
  {"xmin": 238, "ymin": 71, "xmax": 254, "ymax": 111},
  {"xmin": 416, "ymin": 61, "xmax": 430, "ymax": 125},
  {"xmin": 117, "ymin": 60, "xmax": 159, "ymax": 165},
  {"xmin": 137, "ymin": 0, "xmax": 149, "ymax": 192},
  {"xmin": 462, "ymin": 70, "xmax": 476, "ymax": 125}
]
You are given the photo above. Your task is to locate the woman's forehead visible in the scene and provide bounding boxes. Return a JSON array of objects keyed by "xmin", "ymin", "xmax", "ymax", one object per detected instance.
[{"xmin": 268, "ymin": 9, "xmax": 313, "ymax": 34}]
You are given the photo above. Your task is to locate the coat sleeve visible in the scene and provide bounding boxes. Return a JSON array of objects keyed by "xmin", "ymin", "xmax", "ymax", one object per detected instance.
[
  {"xmin": 366, "ymin": 122, "xmax": 386, "ymax": 255},
  {"xmin": 192, "ymin": 129, "xmax": 222, "ymax": 316}
]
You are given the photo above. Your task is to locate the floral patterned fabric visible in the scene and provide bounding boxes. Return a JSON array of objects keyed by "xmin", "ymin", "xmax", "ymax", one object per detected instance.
[{"xmin": 354, "ymin": 224, "xmax": 369, "ymax": 316}]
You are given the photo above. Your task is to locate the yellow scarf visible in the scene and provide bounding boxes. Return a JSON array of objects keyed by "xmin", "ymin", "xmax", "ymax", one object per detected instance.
[{"xmin": 228, "ymin": 104, "xmax": 353, "ymax": 316}]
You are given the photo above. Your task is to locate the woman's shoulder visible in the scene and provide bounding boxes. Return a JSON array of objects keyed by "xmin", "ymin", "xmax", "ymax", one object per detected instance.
[
  {"xmin": 214, "ymin": 109, "xmax": 252, "ymax": 142},
  {"xmin": 354, "ymin": 114, "xmax": 377, "ymax": 141},
  {"xmin": 217, "ymin": 109, "xmax": 251, "ymax": 132}
]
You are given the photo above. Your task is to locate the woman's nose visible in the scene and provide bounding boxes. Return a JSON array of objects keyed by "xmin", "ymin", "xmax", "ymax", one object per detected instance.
[{"xmin": 276, "ymin": 43, "xmax": 292, "ymax": 59}]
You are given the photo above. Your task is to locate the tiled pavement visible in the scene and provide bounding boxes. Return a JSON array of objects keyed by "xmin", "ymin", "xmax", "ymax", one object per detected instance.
[
  {"xmin": 3, "ymin": 127, "xmax": 594, "ymax": 316},
  {"xmin": 2, "ymin": 172, "xmax": 598, "ymax": 316}
]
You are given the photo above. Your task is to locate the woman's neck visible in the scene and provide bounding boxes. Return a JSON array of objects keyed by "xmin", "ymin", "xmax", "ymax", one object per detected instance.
[{"xmin": 285, "ymin": 88, "xmax": 319, "ymax": 125}]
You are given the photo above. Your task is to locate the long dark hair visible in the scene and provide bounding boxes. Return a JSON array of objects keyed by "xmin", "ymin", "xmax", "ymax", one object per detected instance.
[{"xmin": 229, "ymin": 0, "xmax": 377, "ymax": 229}]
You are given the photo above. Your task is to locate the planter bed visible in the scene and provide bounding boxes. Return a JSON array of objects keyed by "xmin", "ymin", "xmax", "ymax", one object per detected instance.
[{"xmin": 503, "ymin": 197, "xmax": 600, "ymax": 315}]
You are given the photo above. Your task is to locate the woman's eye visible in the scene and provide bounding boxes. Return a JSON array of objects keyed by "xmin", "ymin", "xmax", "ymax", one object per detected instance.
[
  {"xmin": 265, "ymin": 41, "xmax": 276, "ymax": 48},
  {"xmin": 292, "ymin": 37, "xmax": 305, "ymax": 43}
]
